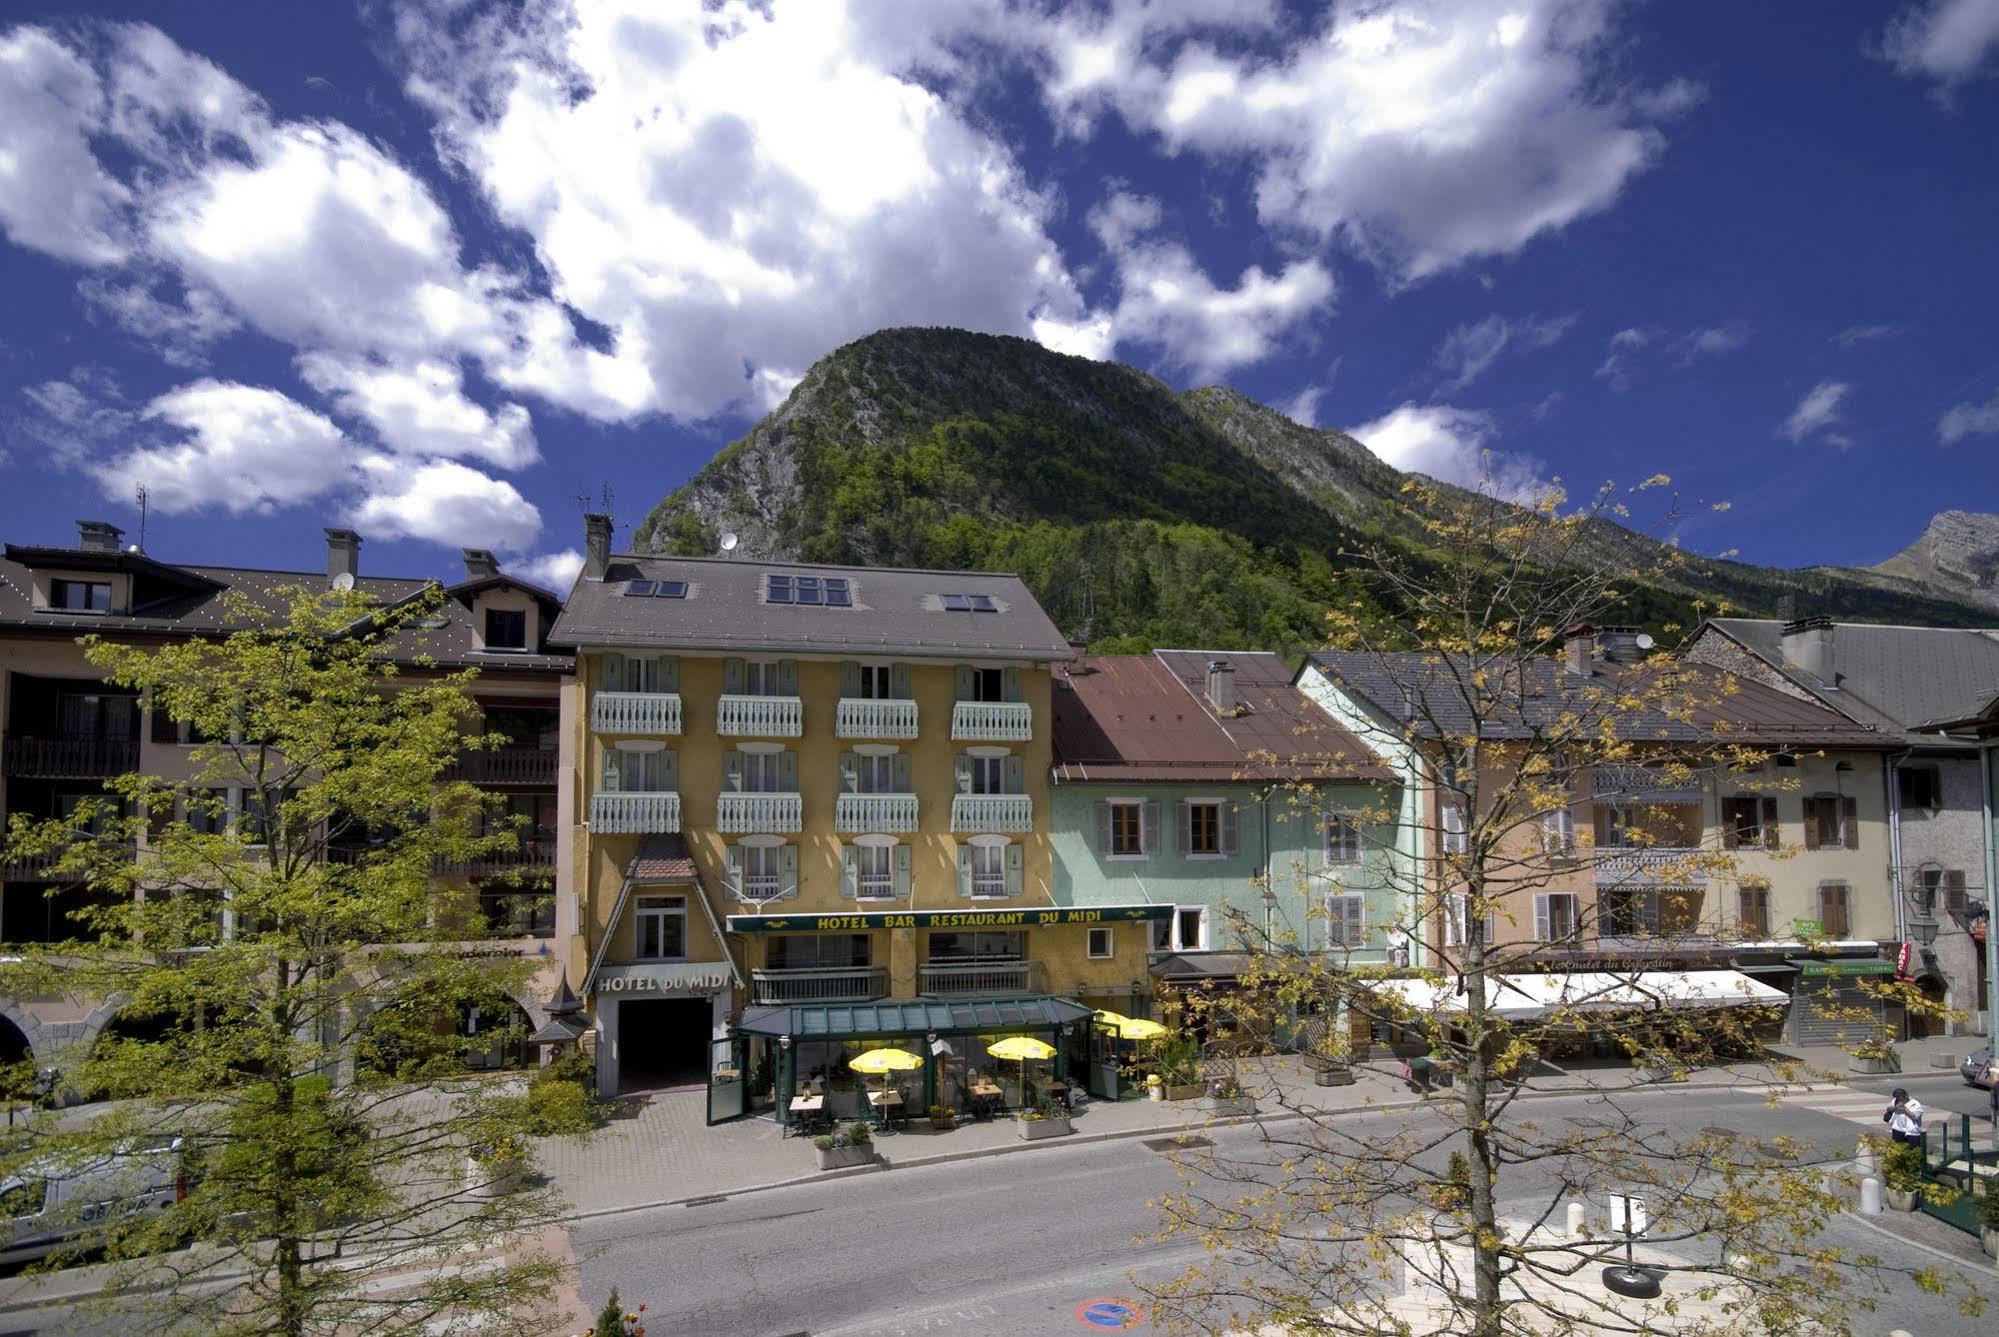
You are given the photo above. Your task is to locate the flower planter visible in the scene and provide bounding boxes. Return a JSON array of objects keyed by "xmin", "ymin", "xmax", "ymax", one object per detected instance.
[
  {"xmin": 1205, "ymin": 1095, "xmax": 1257, "ymax": 1117},
  {"xmin": 1848, "ymin": 1054, "xmax": 1900, "ymax": 1076},
  {"xmin": 929, "ymin": 1114, "xmax": 956, "ymax": 1131},
  {"xmin": 1884, "ymin": 1186, "xmax": 1920, "ymax": 1212},
  {"xmin": 1313, "ymin": 1063, "xmax": 1355, "ymax": 1087},
  {"xmin": 1162, "ymin": 1083, "xmax": 1205, "ymax": 1102},
  {"xmin": 466, "ymin": 1155, "xmax": 526, "ymax": 1198},
  {"xmin": 814, "ymin": 1144, "xmax": 879, "ymax": 1171},
  {"xmin": 1016, "ymin": 1114, "xmax": 1072, "ymax": 1141}
]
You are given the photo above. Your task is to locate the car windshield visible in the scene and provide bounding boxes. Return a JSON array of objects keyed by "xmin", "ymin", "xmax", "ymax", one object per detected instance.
[{"xmin": 0, "ymin": 1178, "xmax": 48, "ymax": 1220}]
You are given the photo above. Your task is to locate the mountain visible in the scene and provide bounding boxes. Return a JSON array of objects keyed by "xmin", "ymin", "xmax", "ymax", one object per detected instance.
[
  {"xmin": 1871, "ymin": 510, "xmax": 1999, "ymax": 611},
  {"xmin": 634, "ymin": 328, "xmax": 1992, "ymax": 651}
]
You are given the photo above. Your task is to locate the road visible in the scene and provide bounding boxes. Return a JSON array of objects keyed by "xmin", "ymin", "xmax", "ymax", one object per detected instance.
[{"xmin": 571, "ymin": 1085, "xmax": 1998, "ymax": 1337}]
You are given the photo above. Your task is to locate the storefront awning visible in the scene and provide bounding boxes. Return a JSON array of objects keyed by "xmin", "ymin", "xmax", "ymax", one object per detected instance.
[
  {"xmin": 1791, "ymin": 958, "xmax": 1896, "ymax": 977},
  {"xmin": 595, "ymin": 962, "xmax": 736, "ymax": 996},
  {"xmin": 1149, "ymin": 951, "xmax": 1256, "ymax": 983},
  {"xmin": 1372, "ymin": 969, "xmax": 1787, "ymax": 1022},
  {"xmin": 736, "ymin": 994, "xmax": 1096, "ymax": 1041},
  {"xmin": 725, "ymin": 905, "xmax": 1172, "ymax": 932}
]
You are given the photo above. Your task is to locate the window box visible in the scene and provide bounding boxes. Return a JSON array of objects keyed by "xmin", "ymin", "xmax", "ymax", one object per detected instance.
[{"xmin": 1016, "ymin": 1113, "xmax": 1072, "ymax": 1140}]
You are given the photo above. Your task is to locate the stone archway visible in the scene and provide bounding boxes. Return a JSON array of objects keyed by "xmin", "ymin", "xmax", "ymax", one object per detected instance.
[{"xmin": 1907, "ymin": 974, "xmax": 1949, "ymax": 1039}]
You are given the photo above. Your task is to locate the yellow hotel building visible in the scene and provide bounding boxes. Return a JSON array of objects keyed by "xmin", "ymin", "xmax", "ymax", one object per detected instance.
[{"xmin": 548, "ymin": 518, "xmax": 1161, "ymax": 1115}]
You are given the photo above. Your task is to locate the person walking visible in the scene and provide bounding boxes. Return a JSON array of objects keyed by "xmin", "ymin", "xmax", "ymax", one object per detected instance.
[{"xmin": 1884, "ymin": 1087, "xmax": 1925, "ymax": 1146}]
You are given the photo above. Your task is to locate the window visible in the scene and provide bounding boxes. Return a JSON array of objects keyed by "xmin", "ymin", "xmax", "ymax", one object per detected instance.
[
  {"xmin": 857, "ymin": 664, "xmax": 897, "ymax": 699},
  {"xmin": 1186, "ymin": 802, "xmax": 1221, "ymax": 857},
  {"xmin": 742, "ymin": 751, "xmax": 784, "ymax": 793},
  {"xmin": 1738, "ymin": 885, "xmax": 1771, "ymax": 939},
  {"xmin": 1535, "ymin": 892, "xmax": 1580, "ymax": 943},
  {"xmin": 1444, "ymin": 892, "xmax": 1498, "ymax": 947},
  {"xmin": 50, "ymin": 579, "xmax": 111, "ymax": 612},
  {"xmin": 927, "ymin": 929, "xmax": 1022, "ymax": 961},
  {"xmin": 480, "ymin": 885, "xmax": 555, "ymax": 938},
  {"xmin": 1109, "ymin": 801, "xmax": 1144, "ymax": 857},
  {"xmin": 635, "ymin": 894, "xmax": 687, "ymax": 960},
  {"xmin": 767, "ymin": 933, "xmax": 870, "ymax": 970},
  {"xmin": 1897, "ymin": 767, "xmax": 1941, "ymax": 811},
  {"xmin": 623, "ymin": 579, "xmax": 686, "ymax": 598},
  {"xmin": 1087, "ymin": 927, "xmax": 1114, "ymax": 959},
  {"xmin": 741, "ymin": 660, "xmax": 787, "ymax": 696},
  {"xmin": 968, "ymin": 754, "xmax": 1006, "ymax": 795},
  {"xmin": 483, "ymin": 608, "xmax": 526, "ymax": 650},
  {"xmin": 736, "ymin": 844, "xmax": 788, "ymax": 901},
  {"xmin": 619, "ymin": 749, "xmax": 670, "ymax": 791},
  {"xmin": 1599, "ymin": 806, "xmax": 1639, "ymax": 849},
  {"xmin": 939, "ymin": 593, "xmax": 997, "ymax": 613},
  {"xmin": 965, "ymin": 667, "xmax": 1005, "ymax": 702},
  {"xmin": 1943, "ymin": 870, "xmax": 1968, "ymax": 919},
  {"xmin": 1817, "ymin": 883, "xmax": 1850, "ymax": 938},
  {"xmin": 768, "ymin": 574, "xmax": 851, "ymax": 607},
  {"xmin": 1324, "ymin": 815, "xmax": 1363, "ymax": 865},
  {"xmin": 855, "ymin": 844, "xmax": 895, "ymax": 900},
  {"xmin": 1722, "ymin": 796, "xmax": 1776, "ymax": 849},
  {"xmin": 1540, "ymin": 809, "xmax": 1576, "ymax": 858},
  {"xmin": 970, "ymin": 843, "xmax": 1007, "ymax": 899},
  {"xmin": 1176, "ymin": 907, "xmax": 1206, "ymax": 951},
  {"xmin": 1441, "ymin": 803, "xmax": 1468, "ymax": 855},
  {"xmin": 1326, "ymin": 894, "xmax": 1367, "ymax": 947},
  {"xmin": 59, "ymin": 691, "xmax": 135, "ymax": 740},
  {"xmin": 1803, "ymin": 795, "xmax": 1856, "ymax": 850},
  {"xmin": 184, "ymin": 787, "xmax": 229, "ymax": 836},
  {"xmin": 854, "ymin": 753, "xmax": 896, "ymax": 794},
  {"xmin": 1602, "ymin": 888, "xmax": 1702, "ymax": 939}
]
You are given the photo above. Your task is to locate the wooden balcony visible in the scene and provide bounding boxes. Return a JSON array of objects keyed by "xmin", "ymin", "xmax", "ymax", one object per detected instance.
[
  {"xmin": 447, "ymin": 839, "xmax": 556, "ymax": 878},
  {"xmin": 448, "ymin": 747, "xmax": 557, "ymax": 786},
  {"xmin": 1596, "ymin": 848, "xmax": 1706, "ymax": 887},
  {"xmin": 919, "ymin": 960, "xmax": 1042, "ymax": 997},
  {"xmin": 3, "ymin": 737, "xmax": 138, "ymax": 779},
  {"xmin": 950, "ymin": 701, "xmax": 1031, "ymax": 742},
  {"xmin": 590, "ymin": 691, "xmax": 683, "ymax": 735},
  {"xmin": 950, "ymin": 794, "xmax": 1032, "ymax": 834},
  {"xmin": 589, "ymin": 791, "xmax": 681, "ymax": 835},
  {"xmin": 716, "ymin": 695, "xmax": 802, "ymax": 737},
  {"xmin": 751, "ymin": 966, "xmax": 888, "ymax": 1005},
  {"xmin": 716, "ymin": 792, "xmax": 803, "ymax": 834},
  {"xmin": 835, "ymin": 698, "xmax": 918, "ymax": 740},
  {"xmin": 835, "ymin": 793, "xmax": 919, "ymax": 834}
]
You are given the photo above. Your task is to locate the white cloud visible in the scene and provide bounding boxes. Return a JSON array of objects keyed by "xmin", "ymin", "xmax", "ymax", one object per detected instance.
[
  {"xmin": 78, "ymin": 275, "xmax": 240, "ymax": 366},
  {"xmin": 1434, "ymin": 313, "xmax": 1575, "ymax": 391},
  {"xmin": 1099, "ymin": 238, "xmax": 1333, "ymax": 380},
  {"xmin": 1594, "ymin": 327, "xmax": 1654, "ymax": 391},
  {"xmin": 1880, "ymin": 0, "xmax": 1999, "ymax": 92},
  {"xmin": 1832, "ymin": 323, "xmax": 1905, "ymax": 347},
  {"xmin": 296, "ymin": 354, "xmax": 538, "ymax": 469},
  {"xmin": 518, "ymin": 549, "xmax": 584, "ymax": 592},
  {"xmin": 349, "ymin": 458, "xmax": 542, "ymax": 554},
  {"xmin": 1939, "ymin": 389, "xmax": 1999, "ymax": 443},
  {"xmin": 0, "ymin": 27, "xmax": 130, "ymax": 264},
  {"xmin": 1779, "ymin": 380, "xmax": 1851, "ymax": 445},
  {"xmin": 1282, "ymin": 386, "xmax": 1327, "ymax": 429},
  {"xmin": 92, "ymin": 381, "xmax": 356, "ymax": 514},
  {"xmin": 1594, "ymin": 321, "xmax": 1748, "ymax": 389},
  {"xmin": 1348, "ymin": 402, "xmax": 1539, "ymax": 495},
  {"xmin": 1675, "ymin": 323, "xmax": 1750, "ymax": 361}
]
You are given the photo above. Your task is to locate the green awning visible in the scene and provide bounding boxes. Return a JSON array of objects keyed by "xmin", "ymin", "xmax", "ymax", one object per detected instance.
[
  {"xmin": 736, "ymin": 994, "xmax": 1096, "ymax": 1041},
  {"xmin": 1791, "ymin": 959, "xmax": 1897, "ymax": 977}
]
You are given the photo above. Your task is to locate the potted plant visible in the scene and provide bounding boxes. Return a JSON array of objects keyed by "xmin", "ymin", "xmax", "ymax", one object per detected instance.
[
  {"xmin": 1979, "ymin": 1180, "xmax": 1999, "ymax": 1260},
  {"xmin": 466, "ymin": 1135, "xmax": 528, "ymax": 1198},
  {"xmin": 1016, "ymin": 1098, "xmax": 1072, "ymax": 1141},
  {"xmin": 1204, "ymin": 1077, "xmax": 1256, "ymax": 1117},
  {"xmin": 1880, "ymin": 1139, "xmax": 1924, "ymax": 1212},
  {"xmin": 1156, "ymin": 1036, "xmax": 1205, "ymax": 1101},
  {"xmin": 1849, "ymin": 1040, "xmax": 1900, "ymax": 1076},
  {"xmin": 811, "ymin": 1120, "xmax": 879, "ymax": 1171},
  {"xmin": 927, "ymin": 1103, "xmax": 957, "ymax": 1131}
]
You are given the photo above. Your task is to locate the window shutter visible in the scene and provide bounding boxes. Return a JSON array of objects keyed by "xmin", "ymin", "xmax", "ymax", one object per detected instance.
[
  {"xmin": 954, "ymin": 666, "xmax": 973, "ymax": 701},
  {"xmin": 779, "ymin": 750, "xmax": 799, "ymax": 792},
  {"xmin": 1142, "ymin": 800, "xmax": 1160, "ymax": 858},
  {"xmin": 891, "ymin": 664, "xmax": 912, "ymax": 698},
  {"xmin": 1944, "ymin": 870, "xmax": 1967, "ymax": 917},
  {"xmin": 957, "ymin": 844, "xmax": 974, "ymax": 898},
  {"xmin": 778, "ymin": 659, "xmax": 799, "ymax": 696},
  {"xmin": 839, "ymin": 661, "xmax": 860, "ymax": 697},
  {"xmin": 780, "ymin": 844, "xmax": 799, "ymax": 899},
  {"xmin": 1003, "ymin": 753, "xmax": 1023, "ymax": 794},
  {"xmin": 723, "ymin": 657, "xmax": 744, "ymax": 694},
  {"xmin": 840, "ymin": 845, "xmax": 858, "ymax": 899},
  {"xmin": 1003, "ymin": 668, "xmax": 1022, "ymax": 703},
  {"xmin": 955, "ymin": 756, "xmax": 973, "ymax": 794},
  {"xmin": 1005, "ymin": 842, "xmax": 1024, "ymax": 896},
  {"xmin": 1534, "ymin": 894, "xmax": 1551, "ymax": 942},
  {"xmin": 1096, "ymin": 801, "xmax": 1113, "ymax": 852},
  {"xmin": 602, "ymin": 653, "xmax": 625, "ymax": 691},
  {"xmin": 1841, "ymin": 796, "xmax": 1858, "ymax": 849},
  {"xmin": 1801, "ymin": 798, "xmax": 1820, "ymax": 851},
  {"xmin": 840, "ymin": 751, "xmax": 858, "ymax": 793},
  {"xmin": 1221, "ymin": 802, "xmax": 1238, "ymax": 858},
  {"xmin": 725, "ymin": 844, "xmax": 743, "ymax": 899},
  {"xmin": 1760, "ymin": 798, "xmax": 1779, "ymax": 849},
  {"xmin": 1350, "ymin": 896, "xmax": 1367, "ymax": 944},
  {"xmin": 1176, "ymin": 802, "xmax": 1190, "ymax": 856},
  {"xmin": 894, "ymin": 844, "xmax": 912, "ymax": 899},
  {"xmin": 657, "ymin": 656, "xmax": 680, "ymax": 693},
  {"xmin": 891, "ymin": 753, "xmax": 912, "ymax": 793},
  {"xmin": 658, "ymin": 750, "xmax": 678, "ymax": 793},
  {"xmin": 599, "ymin": 747, "xmax": 622, "ymax": 793},
  {"xmin": 723, "ymin": 750, "xmax": 743, "ymax": 793}
]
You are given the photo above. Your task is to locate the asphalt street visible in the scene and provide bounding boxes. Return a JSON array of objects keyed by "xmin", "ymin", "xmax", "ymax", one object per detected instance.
[{"xmin": 571, "ymin": 1084, "xmax": 1999, "ymax": 1337}]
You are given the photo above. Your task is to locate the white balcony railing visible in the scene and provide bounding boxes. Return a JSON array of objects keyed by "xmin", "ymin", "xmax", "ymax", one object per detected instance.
[
  {"xmin": 950, "ymin": 793, "xmax": 1033, "ymax": 834},
  {"xmin": 950, "ymin": 700, "xmax": 1032, "ymax": 742},
  {"xmin": 752, "ymin": 967, "xmax": 888, "ymax": 1005},
  {"xmin": 717, "ymin": 695, "xmax": 803, "ymax": 737},
  {"xmin": 1596, "ymin": 848, "xmax": 1705, "ymax": 886},
  {"xmin": 717, "ymin": 792, "xmax": 804, "ymax": 834},
  {"xmin": 836, "ymin": 793, "xmax": 919, "ymax": 834},
  {"xmin": 920, "ymin": 960, "xmax": 1041, "ymax": 996},
  {"xmin": 836, "ymin": 697, "xmax": 919, "ymax": 740},
  {"xmin": 590, "ymin": 691, "xmax": 682, "ymax": 735},
  {"xmin": 590, "ymin": 791, "xmax": 681, "ymax": 834}
]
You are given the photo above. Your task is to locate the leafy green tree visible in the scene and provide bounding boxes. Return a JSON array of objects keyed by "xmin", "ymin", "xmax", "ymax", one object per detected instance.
[{"xmin": 0, "ymin": 586, "xmax": 582, "ymax": 1335}]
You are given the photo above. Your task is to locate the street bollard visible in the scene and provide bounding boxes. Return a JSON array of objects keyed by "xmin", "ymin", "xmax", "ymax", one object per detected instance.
[
  {"xmin": 1855, "ymin": 1138, "xmax": 1877, "ymax": 1180},
  {"xmin": 1859, "ymin": 1177, "xmax": 1883, "ymax": 1216},
  {"xmin": 1567, "ymin": 1201, "xmax": 1587, "ymax": 1238}
]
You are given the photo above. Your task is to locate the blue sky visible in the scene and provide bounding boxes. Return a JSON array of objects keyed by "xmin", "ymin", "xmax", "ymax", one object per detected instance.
[{"xmin": 1, "ymin": 0, "xmax": 1995, "ymax": 590}]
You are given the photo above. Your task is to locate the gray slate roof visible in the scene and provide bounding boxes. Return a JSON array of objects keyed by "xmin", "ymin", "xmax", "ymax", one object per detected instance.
[
  {"xmin": 548, "ymin": 554, "xmax": 1073, "ymax": 662},
  {"xmin": 1701, "ymin": 618, "xmax": 1999, "ymax": 742}
]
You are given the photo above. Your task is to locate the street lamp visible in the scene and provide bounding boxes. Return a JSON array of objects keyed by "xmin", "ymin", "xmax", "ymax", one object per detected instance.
[{"xmin": 1905, "ymin": 875, "xmax": 1941, "ymax": 948}]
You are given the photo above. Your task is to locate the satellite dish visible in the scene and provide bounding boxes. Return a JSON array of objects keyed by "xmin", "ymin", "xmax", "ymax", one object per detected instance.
[
  {"xmin": 718, "ymin": 531, "xmax": 739, "ymax": 554},
  {"xmin": 1635, "ymin": 633, "xmax": 1655, "ymax": 650},
  {"xmin": 332, "ymin": 572, "xmax": 356, "ymax": 591},
  {"xmin": 126, "ymin": 544, "xmax": 142, "ymax": 555}
]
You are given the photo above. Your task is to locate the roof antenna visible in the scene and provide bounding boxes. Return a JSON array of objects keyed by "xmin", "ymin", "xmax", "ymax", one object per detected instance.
[{"xmin": 134, "ymin": 484, "xmax": 149, "ymax": 554}]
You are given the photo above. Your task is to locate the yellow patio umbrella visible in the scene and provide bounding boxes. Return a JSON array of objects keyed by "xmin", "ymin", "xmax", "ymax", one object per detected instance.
[
  {"xmin": 848, "ymin": 1046, "xmax": 923, "ymax": 1118},
  {"xmin": 1094, "ymin": 1010, "xmax": 1168, "ymax": 1041},
  {"xmin": 986, "ymin": 1035, "xmax": 1056, "ymax": 1108}
]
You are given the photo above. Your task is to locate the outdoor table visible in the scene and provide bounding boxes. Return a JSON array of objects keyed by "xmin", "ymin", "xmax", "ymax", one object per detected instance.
[
  {"xmin": 867, "ymin": 1089, "xmax": 905, "ymax": 1127},
  {"xmin": 787, "ymin": 1092, "xmax": 824, "ymax": 1137}
]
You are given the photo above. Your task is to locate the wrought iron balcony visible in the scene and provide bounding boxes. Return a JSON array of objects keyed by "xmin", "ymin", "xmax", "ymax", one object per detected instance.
[
  {"xmin": 835, "ymin": 793, "xmax": 919, "ymax": 834},
  {"xmin": 447, "ymin": 839, "xmax": 556, "ymax": 878},
  {"xmin": 448, "ymin": 747, "xmax": 557, "ymax": 786},
  {"xmin": 950, "ymin": 701, "xmax": 1031, "ymax": 742},
  {"xmin": 919, "ymin": 960, "xmax": 1041, "ymax": 997},
  {"xmin": 589, "ymin": 791, "xmax": 681, "ymax": 835},
  {"xmin": 716, "ymin": 792, "xmax": 803, "ymax": 834},
  {"xmin": 950, "ymin": 793, "xmax": 1032, "ymax": 834},
  {"xmin": 835, "ymin": 698, "xmax": 919, "ymax": 740},
  {"xmin": 591, "ymin": 691, "xmax": 683, "ymax": 735},
  {"xmin": 751, "ymin": 966, "xmax": 889, "ymax": 1005},
  {"xmin": 717, "ymin": 694, "xmax": 803, "ymax": 737},
  {"xmin": 1596, "ymin": 848, "xmax": 1706, "ymax": 886},
  {"xmin": 3, "ymin": 736, "xmax": 138, "ymax": 780}
]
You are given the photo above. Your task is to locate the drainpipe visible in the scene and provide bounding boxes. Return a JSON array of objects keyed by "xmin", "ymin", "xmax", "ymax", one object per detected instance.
[
  {"xmin": 1982, "ymin": 740, "xmax": 1999, "ymax": 1049},
  {"xmin": 1886, "ymin": 750, "xmax": 1910, "ymax": 949}
]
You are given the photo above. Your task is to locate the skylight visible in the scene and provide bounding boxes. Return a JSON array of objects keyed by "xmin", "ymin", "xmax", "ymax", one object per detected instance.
[
  {"xmin": 940, "ymin": 593, "xmax": 997, "ymax": 613},
  {"xmin": 768, "ymin": 575, "xmax": 850, "ymax": 607},
  {"xmin": 625, "ymin": 580, "xmax": 687, "ymax": 599}
]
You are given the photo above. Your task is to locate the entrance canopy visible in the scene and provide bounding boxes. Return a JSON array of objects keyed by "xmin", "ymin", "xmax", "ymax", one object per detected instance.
[
  {"xmin": 737, "ymin": 994, "xmax": 1095, "ymax": 1042},
  {"xmin": 1373, "ymin": 970, "xmax": 1786, "ymax": 1022}
]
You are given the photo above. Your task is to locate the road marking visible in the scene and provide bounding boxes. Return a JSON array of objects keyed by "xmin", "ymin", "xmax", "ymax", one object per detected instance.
[
  {"xmin": 1076, "ymin": 1297, "xmax": 1145, "ymax": 1328},
  {"xmin": 1772, "ymin": 1088, "xmax": 1897, "ymax": 1129}
]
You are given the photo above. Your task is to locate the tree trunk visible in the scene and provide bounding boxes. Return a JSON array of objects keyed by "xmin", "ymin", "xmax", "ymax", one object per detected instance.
[{"xmin": 1463, "ymin": 878, "xmax": 1504, "ymax": 1337}]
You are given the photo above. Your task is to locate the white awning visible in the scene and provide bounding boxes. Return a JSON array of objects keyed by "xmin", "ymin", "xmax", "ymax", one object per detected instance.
[{"xmin": 1373, "ymin": 970, "xmax": 1787, "ymax": 1022}]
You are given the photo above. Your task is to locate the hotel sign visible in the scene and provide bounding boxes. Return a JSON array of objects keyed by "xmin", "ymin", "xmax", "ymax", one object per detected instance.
[
  {"xmin": 725, "ymin": 905, "xmax": 1174, "ymax": 933},
  {"xmin": 593, "ymin": 963, "xmax": 735, "ymax": 995}
]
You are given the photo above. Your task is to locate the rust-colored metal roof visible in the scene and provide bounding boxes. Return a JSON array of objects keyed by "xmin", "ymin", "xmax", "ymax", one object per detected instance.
[{"xmin": 1051, "ymin": 651, "xmax": 1389, "ymax": 784}]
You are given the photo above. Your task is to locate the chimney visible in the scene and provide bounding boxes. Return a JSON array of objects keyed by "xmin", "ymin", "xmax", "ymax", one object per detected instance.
[
  {"xmin": 1206, "ymin": 659, "xmax": 1236, "ymax": 714},
  {"xmin": 324, "ymin": 528, "xmax": 362, "ymax": 584},
  {"xmin": 1781, "ymin": 615, "xmax": 1836, "ymax": 688},
  {"xmin": 77, "ymin": 520, "xmax": 123, "ymax": 553},
  {"xmin": 1595, "ymin": 626, "xmax": 1645, "ymax": 664},
  {"xmin": 462, "ymin": 548, "xmax": 500, "ymax": 581},
  {"xmin": 584, "ymin": 513, "xmax": 613, "ymax": 581},
  {"xmin": 1563, "ymin": 624, "xmax": 1595, "ymax": 676}
]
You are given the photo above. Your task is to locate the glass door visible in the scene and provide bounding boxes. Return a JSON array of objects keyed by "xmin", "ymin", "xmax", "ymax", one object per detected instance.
[
  {"xmin": 1087, "ymin": 1026, "xmax": 1122, "ymax": 1101},
  {"xmin": 706, "ymin": 1035, "xmax": 747, "ymax": 1124}
]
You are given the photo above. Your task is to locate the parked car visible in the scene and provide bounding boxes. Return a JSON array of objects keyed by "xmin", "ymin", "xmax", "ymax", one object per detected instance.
[
  {"xmin": 0, "ymin": 1138, "xmax": 185, "ymax": 1265},
  {"xmin": 1962, "ymin": 1048, "xmax": 1993, "ymax": 1089}
]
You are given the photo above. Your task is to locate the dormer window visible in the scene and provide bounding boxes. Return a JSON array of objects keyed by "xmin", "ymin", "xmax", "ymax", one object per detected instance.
[
  {"xmin": 51, "ymin": 579, "xmax": 111, "ymax": 613},
  {"xmin": 484, "ymin": 608, "xmax": 527, "ymax": 650}
]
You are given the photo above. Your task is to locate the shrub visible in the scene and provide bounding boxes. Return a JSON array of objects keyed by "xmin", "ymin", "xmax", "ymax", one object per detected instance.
[
  {"xmin": 586, "ymin": 1287, "xmax": 648, "ymax": 1336},
  {"xmin": 1155, "ymin": 1035, "xmax": 1201, "ymax": 1086},
  {"xmin": 811, "ymin": 1135, "xmax": 835, "ymax": 1151},
  {"xmin": 1979, "ymin": 1179, "xmax": 1999, "ymax": 1231},
  {"xmin": 525, "ymin": 1076, "xmax": 595, "ymax": 1136},
  {"xmin": 1880, "ymin": 1139, "xmax": 1925, "ymax": 1192}
]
